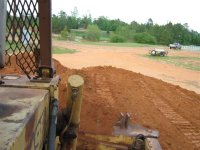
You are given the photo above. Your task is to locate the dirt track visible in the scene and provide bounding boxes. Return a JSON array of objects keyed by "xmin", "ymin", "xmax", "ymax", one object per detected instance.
[
  {"xmin": 54, "ymin": 61, "xmax": 200, "ymax": 150},
  {"xmin": 52, "ymin": 41, "xmax": 200, "ymax": 150},
  {"xmin": 53, "ymin": 41, "xmax": 200, "ymax": 94}
]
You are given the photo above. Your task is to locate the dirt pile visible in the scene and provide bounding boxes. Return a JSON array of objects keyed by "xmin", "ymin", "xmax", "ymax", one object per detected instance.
[
  {"xmin": 54, "ymin": 60, "xmax": 200, "ymax": 150},
  {"xmin": 1, "ymin": 59, "xmax": 200, "ymax": 150}
]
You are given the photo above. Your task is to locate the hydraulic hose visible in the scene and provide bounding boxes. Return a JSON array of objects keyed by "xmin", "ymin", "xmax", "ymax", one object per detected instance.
[{"xmin": 48, "ymin": 99, "xmax": 58, "ymax": 150}]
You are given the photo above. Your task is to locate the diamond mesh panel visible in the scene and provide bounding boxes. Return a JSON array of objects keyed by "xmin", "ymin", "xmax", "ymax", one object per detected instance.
[{"xmin": 6, "ymin": 0, "xmax": 40, "ymax": 76}]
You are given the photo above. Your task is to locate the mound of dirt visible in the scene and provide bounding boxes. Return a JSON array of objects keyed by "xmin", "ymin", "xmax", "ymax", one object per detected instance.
[
  {"xmin": 1, "ymin": 59, "xmax": 200, "ymax": 150},
  {"xmin": 54, "ymin": 60, "xmax": 200, "ymax": 150}
]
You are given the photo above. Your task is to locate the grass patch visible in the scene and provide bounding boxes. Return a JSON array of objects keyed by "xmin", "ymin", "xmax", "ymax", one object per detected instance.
[
  {"xmin": 53, "ymin": 47, "xmax": 77, "ymax": 54},
  {"xmin": 53, "ymin": 33, "xmax": 165, "ymax": 48},
  {"xmin": 144, "ymin": 55, "xmax": 200, "ymax": 71},
  {"xmin": 5, "ymin": 41, "xmax": 29, "ymax": 54},
  {"xmin": 6, "ymin": 41, "xmax": 77, "ymax": 54},
  {"xmin": 6, "ymin": 41, "xmax": 22, "ymax": 49},
  {"xmin": 53, "ymin": 37, "xmax": 165, "ymax": 48},
  {"xmin": 80, "ymin": 41, "xmax": 163, "ymax": 48},
  {"xmin": 70, "ymin": 29, "xmax": 110, "ymax": 40},
  {"xmin": 71, "ymin": 29, "xmax": 86, "ymax": 37}
]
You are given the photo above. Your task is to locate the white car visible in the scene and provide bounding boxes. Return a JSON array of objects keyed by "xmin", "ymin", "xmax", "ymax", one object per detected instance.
[{"xmin": 169, "ymin": 43, "xmax": 182, "ymax": 49}]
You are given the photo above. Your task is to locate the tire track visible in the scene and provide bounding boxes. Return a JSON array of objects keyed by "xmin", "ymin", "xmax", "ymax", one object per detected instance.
[
  {"xmin": 95, "ymin": 74, "xmax": 115, "ymax": 107},
  {"xmin": 94, "ymin": 72, "xmax": 200, "ymax": 148},
  {"xmin": 152, "ymin": 99, "xmax": 200, "ymax": 148},
  {"xmin": 141, "ymin": 79, "xmax": 200, "ymax": 149},
  {"xmin": 175, "ymin": 88, "xmax": 200, "ymax": 105}
]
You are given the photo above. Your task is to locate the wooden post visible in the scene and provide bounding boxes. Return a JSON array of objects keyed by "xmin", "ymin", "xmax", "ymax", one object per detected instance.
[{"xmin": 65, "ymin": 75, "xmax": 84, "ymax": 150}]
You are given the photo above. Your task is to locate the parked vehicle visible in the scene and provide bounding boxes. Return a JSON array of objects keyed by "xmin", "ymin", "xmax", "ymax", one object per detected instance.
[
  {"xmin": 149, "ymin": 49, "xmax": 168, "ymax": 56},
  {"xmin": 169, "ymin": 43, "xmax": 182, "ymax": 49}
]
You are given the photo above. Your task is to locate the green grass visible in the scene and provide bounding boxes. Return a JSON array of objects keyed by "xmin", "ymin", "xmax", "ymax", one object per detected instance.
[
  {"xmin": 70, "ymin": 29, "xmax": 111, "ymax": 42},
  {"xmin": 53, "ymin": 35, "xmax": 165, "ymax": 48},
  {"xmin": 144, "ymin": 55, "xmax": 200, "ymax": 71},
  {"xmin": 53, "ymin": 32, "xmax": 165, "ymax": 48},
  {"xmin": 6, "ymin": 41, "xmax": 77, "ymax": 54},
  {"xmin": 70, "ymin": 29, "xmax": 86, "ymax": 37},
  {"xmin": 5, "ymin": 41, "xmax": 25, "ymax": 54},
  {"xmin": 6, "ymin": 41, "xmax": 22, "ymax": 49},
  {"xmin": 53, "ymin": 46, "xmax": 77, "ymax": 54},
  {"xmin": 80, "ymin": 41, "xmax": 163, "ymax": 48},
  {"xmin": 70, "ymin": 29, "xmax": 111, "ymax": 39},
  {"xmin": 100, "ymin": 36, "xmax": 110, "ymax": 41}
]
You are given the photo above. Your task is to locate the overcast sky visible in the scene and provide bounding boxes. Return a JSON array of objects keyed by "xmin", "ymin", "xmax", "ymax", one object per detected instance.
[{"xmin": 52, "ymin": 0, "xmax": 200, "ymax": 32}]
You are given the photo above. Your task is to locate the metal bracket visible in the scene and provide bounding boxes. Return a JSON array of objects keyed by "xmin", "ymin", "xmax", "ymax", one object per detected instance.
[
  {"xmin": 114, "ymin": 113, "xmax": 159, "ymax": 138},
  {"xmin": 71, "ymin": 87, "xmax": 79, "ymax": 101},
  {"xmin": 115, "ymin": 112, "xmax": 130, "ymax": 129},
  {"xmin": 31, "ymin": 66, "xmax": 54, "ymax": 82}
]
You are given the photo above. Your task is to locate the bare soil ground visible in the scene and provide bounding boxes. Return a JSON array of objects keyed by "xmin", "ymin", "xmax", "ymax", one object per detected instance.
[
  {"xmin": 53, "ymin": 41, "xmax": 200, "ymax": 94},
  {"xmin": 1, "ymin": 41, "xmax": 200, "ymax": 150},
  {"xmin": 53, "ymin": 41, "xmax": 200, "ymax": 150},
  {"xmin": 54, "ymin": 61, "xmax": 200, "ymax": 150}
]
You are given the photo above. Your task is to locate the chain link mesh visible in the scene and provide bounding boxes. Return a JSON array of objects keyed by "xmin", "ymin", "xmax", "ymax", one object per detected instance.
[{"xmin": 5, "ymin": 0, "xmax": 40, "ymax": 76}]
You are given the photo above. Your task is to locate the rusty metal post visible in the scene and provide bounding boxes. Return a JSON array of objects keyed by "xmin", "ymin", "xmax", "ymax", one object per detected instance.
[
  {"xmin": 63, "ymin": 75, "xmax": 84, "ymax": 150},
  {"xmin": 38, "ymin": 0, "xmax": 53, "ymax": 77},
  {"xmin": 0, "ymin": 0, "xmax": 7, "ymax": 68}
]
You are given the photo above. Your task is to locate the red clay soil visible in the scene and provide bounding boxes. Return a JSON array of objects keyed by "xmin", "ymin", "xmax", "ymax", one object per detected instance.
[
  {"xmin": 54, "ymin": 60, "xmax": 200, "ymax": 150},
  {"xmin": 1, "ymin": 59, "xmax": 200, "ymax": 150}
]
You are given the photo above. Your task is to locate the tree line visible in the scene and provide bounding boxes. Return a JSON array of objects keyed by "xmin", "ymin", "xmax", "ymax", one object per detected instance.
[{"xmin": 52, "ymin": 9, "xmax": 200, "ymax": 46}]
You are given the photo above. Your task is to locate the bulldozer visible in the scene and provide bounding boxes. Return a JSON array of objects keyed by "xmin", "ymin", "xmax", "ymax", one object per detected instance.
[{"xmin": 0, "ymin": 0, "xmax": 162, "ymax": 149}]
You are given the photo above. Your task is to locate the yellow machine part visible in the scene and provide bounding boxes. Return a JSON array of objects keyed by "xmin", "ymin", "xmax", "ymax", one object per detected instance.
[
  {"xmin": 0, "ymin": 75, "xmax": 60, "ymax": 150},
  {"xmin": 0, "ymin": 87, "xmax": 49, "ymax": 149}
]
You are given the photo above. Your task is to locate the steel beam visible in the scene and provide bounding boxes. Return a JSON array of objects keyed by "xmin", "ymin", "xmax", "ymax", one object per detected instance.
[
  {"xmin": 38, "ymin": 0, "xmax": 52, "ymax": 71},
  {"xmin": 0, "ymin": 0, "xmax": 7, "ymax": 68}
]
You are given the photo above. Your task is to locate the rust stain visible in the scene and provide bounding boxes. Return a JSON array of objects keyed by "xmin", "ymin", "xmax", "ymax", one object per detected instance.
[
  {"xmin": 3, "ymin": 119, "xmax": 23, "ymax": 123},
  {"xmin": 25, "ymin": 113, "xmax": 35, "ymax": 149},
  {"xmin": 0, "ymin": 89, "xmax": 45, "ymax": 101},
  {"xmin": 0, "ymin": 103, "xmax": 21, "ymax": 118}
]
